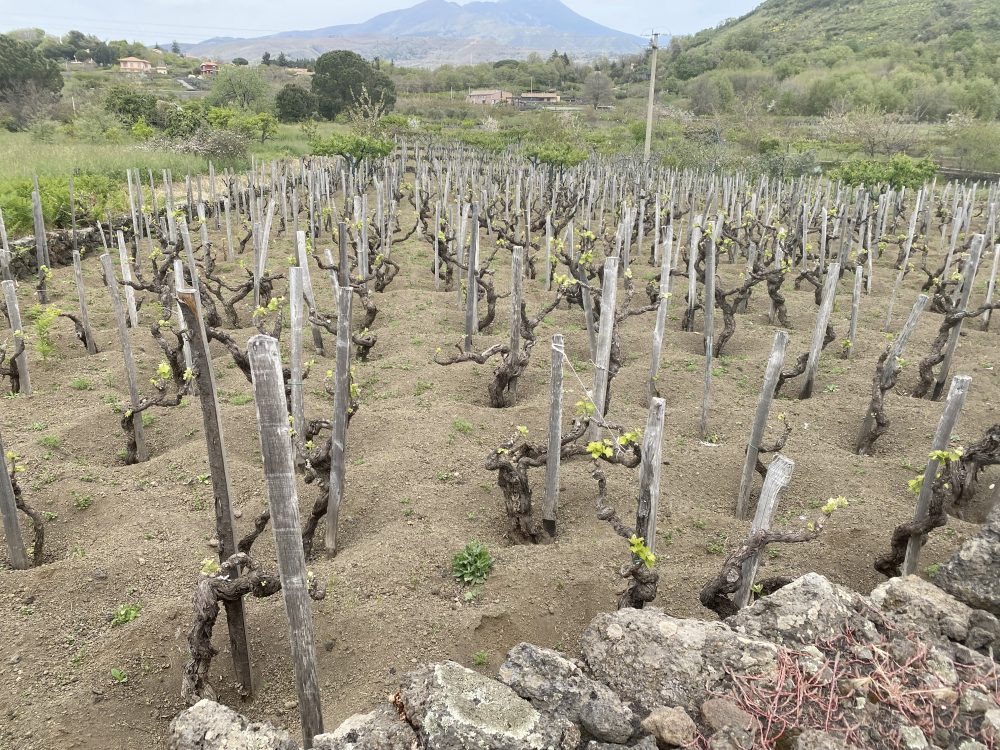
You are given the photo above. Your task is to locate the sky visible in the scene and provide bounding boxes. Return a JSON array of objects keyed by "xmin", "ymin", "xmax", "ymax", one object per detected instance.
[{"xmin": 3, "ymin": 0, "xmax": 761, "ymax": 43}]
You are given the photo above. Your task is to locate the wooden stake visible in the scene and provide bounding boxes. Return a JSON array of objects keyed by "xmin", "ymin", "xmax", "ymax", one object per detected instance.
[
  {"xmin": 116, "ymin": 231, "xmax": 139, "ymax": 328},
  {"xmin": 636, "ymin": 397, "xmax": 666, "ymax": 546},
  {"xmin": 543, "ymin": 334, "xmax": 564, "ymax": 536},
  {"xmin": 735, "ymin": 330, "xmax": 788, "ymax": 520},
  {"xmin": 933, "ymin": 237, "xmax": 982, "ymax": 400},
  {"xmin": 734, "ymin": 454, "xmax": 794, "ymax": 609},
  {"xmin": 246, "ymin": 335, "xmax": 324, "ymax": 746},
  {"xmin": 31, "ymin": 185, "xmax": 48, "ymax": 303},
  {"xmin": 68, "ymin": 178, "xmax": 97, "ymax": 354},
  {"xmin": 902, "ymin": 375, "xmax": 971, "ymax": 575},
  {"xmin": 326, "ymin": 286, "xmax": 353, "ymax": 557},
  {"xmin": 99, "ymin": 254, "xmax": 146, "ymax": 461},
  {"xmin": 846, "ymin": 266, "xmax": 862, "ymax": 359},
  {"xmin": 0, "ymin": 428, "xmax": 29, "ymax": 569},
  {"xmin": 647, "ymin": 224, "xmax": 673, "ymax": 404},
  {"xmin": 463, "ymin": 204, "xmax": 479, "ymax": 353},
  {"xmin": 2, "ymin": 281, "xmax": 29, "ymax": 394},
  {"xmin": 700, "ymin": 233, "xmax": 716, "ymax": 438},
  {"xmin": 176, "ymin": 282, "xmax": 253, "ymax": 696},
  {"xmin": 289, "ymin": 267, "xmax": 306, "ymax": 460},
  {"xmin": 589, "ymin": 258, "xmax": 619, "ymax": 442},
  {"xmin": 800, "ymin": 262, "xmax": 841, "ymax": 399}
]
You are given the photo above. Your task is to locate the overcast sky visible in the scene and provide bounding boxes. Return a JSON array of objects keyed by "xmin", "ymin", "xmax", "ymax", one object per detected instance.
[{"xmin": 6, "ymin": 1, "xmax": 760, "ymax": 43}]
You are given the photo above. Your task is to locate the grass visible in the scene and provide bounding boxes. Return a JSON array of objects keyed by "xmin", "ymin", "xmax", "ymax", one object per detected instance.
[
  {"xmin": 38, "ymin": 435, "xmax": 61, "ymax": 449},
  {"xmin": 69, "ymin": 377, "xmax": 93, "ymax": 391}
]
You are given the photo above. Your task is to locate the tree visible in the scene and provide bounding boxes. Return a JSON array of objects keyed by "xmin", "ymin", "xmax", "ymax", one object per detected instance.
[
  {"xmin": 91, "ymin": 42, "xmax": 118, "ymax": 68},
  {"xmin": 276, "ymin": 52, "xmax": 288, "ymax": 67},
  {"xmin": 310, "ymin": 132, "xmax": 393, "ymax": 172},
  {"xmin": 276, "ymin": 84, "xmax": 317, "ymax": 122},
  {"xmin": 261, "ymin": 51, "xmax": 272, "ymax": 66},
  {"xmin": 583, "ymin": 71, "xmax": 613, "ymax": 108},
  {"xmin": 818, "ymin": 105, "xmax": 916, "ymax": 157},
  {"xmin": 236, "ymin": 112, "xmax": 278, "ymax": 143},
  {"xmin": 311, "ymin": 50, "xmax": 396, "ymax": 120},
  {"xmin": 105, "ymin": 84, "xmax": 156, "ymax": 126},
  {"xmin": 171, "ymin": 40, "xmax": 181, "ymax": 54},
  {"xmin": 208, "ymin": 65, "xmax": 269, "ymax": 110},
  {"xmin": 0, "ymin": 34, "xmax": 64, "ymax": 104},
  {"xmin": 232, "ymin": 57, "xmax": 248, "ymax": 66}
]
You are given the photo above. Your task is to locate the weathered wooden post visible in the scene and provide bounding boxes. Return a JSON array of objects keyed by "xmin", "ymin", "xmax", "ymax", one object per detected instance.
[
  {"xmin": 99, "ymin": 254, "xmax": 146, "ymax": 461},
  {"xmin": 2, "ymin": 280, "xmax": 30, "ymax": 395},
  {"xmin": 326, "ymin": 286, "xmax": 353, "ymax": 557},
  {"xmin": 68, "ymin": 178, "xmax": 97, "ymax": 354},
  {"xmin": 983, "ymin": 243, "xmax": 999, "ymax": 331},
  {"xmin": 700, "ymin": 233, "xmax": 716, "ymax": 438},
  {"xmin": 733, "ymin": 454, "xmax": 794, "ymax": 609},
  {"xmin": 176, "ymin": 282, "xmax": 254, "ymax": 696},
  {"xmin": 735, "ymin": 330, "xmax": 788, "ymax": 520},
  {"xmin": 289, "ymin": 267, "xmax": 306, "ymax": 461},
  {"xmin": 543, "ymin": 333, "xmax": 564, "ymax": 536},
  {"xmin": 647, "ymin": 224, "xmax": 673, "ymax": 403},
  {"xmin": 0, "ymin": 429, "xmax": 29, "ymax": 569},
  {"xmin": 247, "ymin": 335, "xmax": 325, "ymax": 746},
  {"xmin": 0, "ymin": 209, "xmax": 11, "ymax": 282},
  {"xmin": 116, "ymin": 231, "xmax": 140, "ymax": 328},
  {"xmin": 845, "ymin": 265, "xmax": 863, "ymax": 359},
  {"xmin": 463, "ymin": 204, "xmax": 479, "ymax": 353},
  {"xmin": 31, "ymin": 182, "xmax": 49, "ymax": 303},
  {"xmin": 636, "ymin": 397, "xmax": 667, "ymax": 543},
  {"xmin": 902, "ymin": 375, "xmax": 971, "ymax": 576},
  {"xmin": 932, "ymin": 237, "xmax": 982, "ymax": 400},
  {"xmin": 589, "ymin": 258, "xmax": 619, "ymax": 442},
  {"xmin": 800, "ymin": 262, "xmax": 841, "ymax": 399}
]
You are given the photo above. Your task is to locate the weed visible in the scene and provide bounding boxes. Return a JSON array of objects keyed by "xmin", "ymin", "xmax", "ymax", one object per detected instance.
[
  {"xmin": 110, "ymin": 667, "xmax": 128, "ymax": 684},
  {"xmin": 39, "ymin": 435, "xmax": 61, "ymax": 449},
  {"xmin": 141, "ymin": 413, "xmax": 155, "ymax": 427},
  {"xmin": 42, "ymin": 511, "xmax": 58, "ymax": 521},
  {"xmin": 692, "ymin": 519, "xmax": 708, "ymax": 530},
  {"xmin": 228, "ymin": 393, "xmax": 252, "ymax": 405},
  {"xmin": 72, "ymin": 492, "xmax": 92, "ymax": 510},
  {"xmin": 69, "ymin": 377, "xmax": 93, "ymax": 391},
  {"xmin": 452, "ymin": 541, "xmax": 493, "ymax": 585},
  {"xmin": 472, "ymin": 650, "xmax": 488, "ymax": 666},
  {"xmin": 29, "ymin": 421, "xmax": 47, "ymax": 431},
  {"xmin": 452, "ymin": 419, "xmax": 473, "ymax": 435},
  {"xmin": 414, "ymin": 381, "xmax": 433, "ymax": 396},
  {"xmin": 110, "ymin": 602, "xmax": 141, "ymax": 627},
  {"xmin": 923, "ymin": 562, "xmax": 942, "ymax": 578}
]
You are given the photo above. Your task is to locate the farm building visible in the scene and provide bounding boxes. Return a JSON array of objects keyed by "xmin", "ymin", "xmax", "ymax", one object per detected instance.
[
  {"xmin": 513, "ymin": 91, "xmax": 561, "ymax": 109},
  {"xmin": 466, "ymin": 89, "xmax": 513, "ymax": 105},
  {"xmin": 118, "ymin": 56, "xmax": 151, "ymax": 73},
  {"xmin": 200, "ymin": 61, "xmax": 219, "ymax": 75}
]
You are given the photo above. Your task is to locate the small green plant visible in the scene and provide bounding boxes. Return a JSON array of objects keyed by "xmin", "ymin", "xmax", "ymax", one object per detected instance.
[
  {"xmin": 29, "ymin": 304, "xmax": 61, "ymax": 361},
  {"xmin": 42, "ymin": 511, "xmax": 58, "ymax": 521},
  {"xmin": 414, "ymin": 381, "xmax": 434, "ymax": 396},
  {"xmin": 923, "ymin": 562, "xmax": 942, "ymax": 578},
  {"xmin": 821, "ymin": 496, "xmax": 849, "ymax": 515},
  {"xmin": 451, "ymin": 541, "xmax": 493, "ymax": 585},
  {"xmin": 628, "ymin": 535, "xmax": 656, "ymax": 567},
  {"xmin": 110, "ymin": 667, "xmax": 128, "ymax": 684},
  {"xmin": 69, "ymin": 377, "xmax": 93, "ymax": 391},
  {"xmin": 824, "ymin": 384, "xmax": 839, "ymax": 393},
  {"xmin": 39, "ymin": 435, "xmax": 61, "ymax": 449},
  {"xmin": 472, "ymin": 650, "xmax": 488, "ymax": 666},
  {"xmin": 111, "ymin": 602, "xmax": 141, "ymax": 627},
  {"xmin": 692, "ymin": 519, "xmax": 708, "ymax": 530},
  {"xmin": 141, "ymin": 413, "xmax": 156, "ymax": 427},
  {"xmin": 228, "ymin": 393, "xmax": 253, "ymax": 405},
  {"xmin": 72, "ymin": 492, "xmax": 92, "ymax": 510},
  {"xmin": 452, "ymin": 419, "xmax": 473, "ymax": 435}
]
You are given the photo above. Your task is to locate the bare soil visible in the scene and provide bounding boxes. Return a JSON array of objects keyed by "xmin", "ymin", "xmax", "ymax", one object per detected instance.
[{"xmin": 0, "ymin": 206, "xmax": 997, "ymax": 749}]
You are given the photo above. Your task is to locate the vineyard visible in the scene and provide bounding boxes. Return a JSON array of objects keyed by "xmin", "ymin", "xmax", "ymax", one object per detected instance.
[{"xmin": 0, "ymin": 147, "xmax": 998, "ymax": 749}]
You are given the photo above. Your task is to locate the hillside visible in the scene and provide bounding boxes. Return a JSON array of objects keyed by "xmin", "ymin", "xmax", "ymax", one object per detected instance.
[
  {"xmin": 186, "ymin": 0, "xmax": 647, "ymax": 67},
  {"xmin": 659, "ymin": 0, "xmax": 1000, "ymax": 120}
]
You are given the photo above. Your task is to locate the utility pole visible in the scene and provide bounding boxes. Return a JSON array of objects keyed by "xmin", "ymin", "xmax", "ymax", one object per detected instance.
[{"xmin": 643, "ymin": 32, "xmax": 659, "ymax": 161}]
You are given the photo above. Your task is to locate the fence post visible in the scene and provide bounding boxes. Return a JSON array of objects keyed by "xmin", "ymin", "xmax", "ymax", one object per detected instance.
[
  {"xmin": 69, "ymin": 178, "xmax": 97, "ymax": 354},
  {"xmin": 589, "ymin": 257, "xmax": 619, "ymax": 442},
  {"xmin": 932, "ymin": 237, "xmax": 982, "ymax": 400},
  {"xmin": 247, "ymin": 335, "xmax": 325, "ymax": 747}
]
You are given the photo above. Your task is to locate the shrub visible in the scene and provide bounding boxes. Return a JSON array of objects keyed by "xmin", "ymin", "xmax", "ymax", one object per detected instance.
[{"xmin": 829, "ymin": 154, "xmax": 937, "ymax": 190}]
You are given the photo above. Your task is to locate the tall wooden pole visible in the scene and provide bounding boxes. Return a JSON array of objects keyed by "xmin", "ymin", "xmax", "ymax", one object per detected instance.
[
  {"xmin": 643, "ymin": 33, "xmax": 659, "ymax": 162},
  {"xmin": 247, "ymin": 335, "xmax": 324, "ymax": 746},
  {"xmin": 177, "ymin": 284, "xmax": 253, "ymax": 696}
]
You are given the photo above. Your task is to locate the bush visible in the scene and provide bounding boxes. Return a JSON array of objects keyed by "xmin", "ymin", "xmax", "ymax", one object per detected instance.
[
  {"xmin": 105, "ymin": 84, "xmax": 156, "ymax": 127},
  {"xmin": 143, "ymin": 128, "xmax": 249, "ymax": 161},
  {"xmin": 310, "ymin": 132, "xmax": 393, "ymax": 166},
  {"xmin": 276, "ymin": 84, "xmax": 318, "ymax": 122},
  {"xmin": 829, "ymin": 154, "xmax": 937, "ymax": 190}
]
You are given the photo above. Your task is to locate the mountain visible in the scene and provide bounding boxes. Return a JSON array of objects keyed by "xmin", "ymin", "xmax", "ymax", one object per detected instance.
[
  {"xmin": 671, "ymin": 0, "xmax": 1000, "ymax": 67},
  {"xmin": 185, "ymin": 0, "xmax": 647, "ymax": 67}
]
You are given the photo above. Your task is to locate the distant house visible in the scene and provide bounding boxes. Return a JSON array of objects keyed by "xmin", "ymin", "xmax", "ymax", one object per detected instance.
[
  {"xmin": 155, "ymin": 65, "xmax": 169, "ymax": 75},
  {"xmin": 466, "ymin": 89, "xmax": 512, "ymax": 106},
  {"xmin": 119, "ymin": 57, "xmax": 152, "ymax": 74},
  {"xmin": 514, "ymin": 92, "xmax": 561, "ymax": 109},
  {"xmin": 287, "ymin": 67, "xmax": 312, "ymax": 77},
  {"xmin": 200, "ymin": 61, "xmax": 219, "ymax": 75}
]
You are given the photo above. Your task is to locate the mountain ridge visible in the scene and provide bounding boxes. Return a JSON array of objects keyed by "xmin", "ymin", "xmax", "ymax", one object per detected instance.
[{"xmin": 185, "ymin": 0, "xmax": 648, "ymax": 67}]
